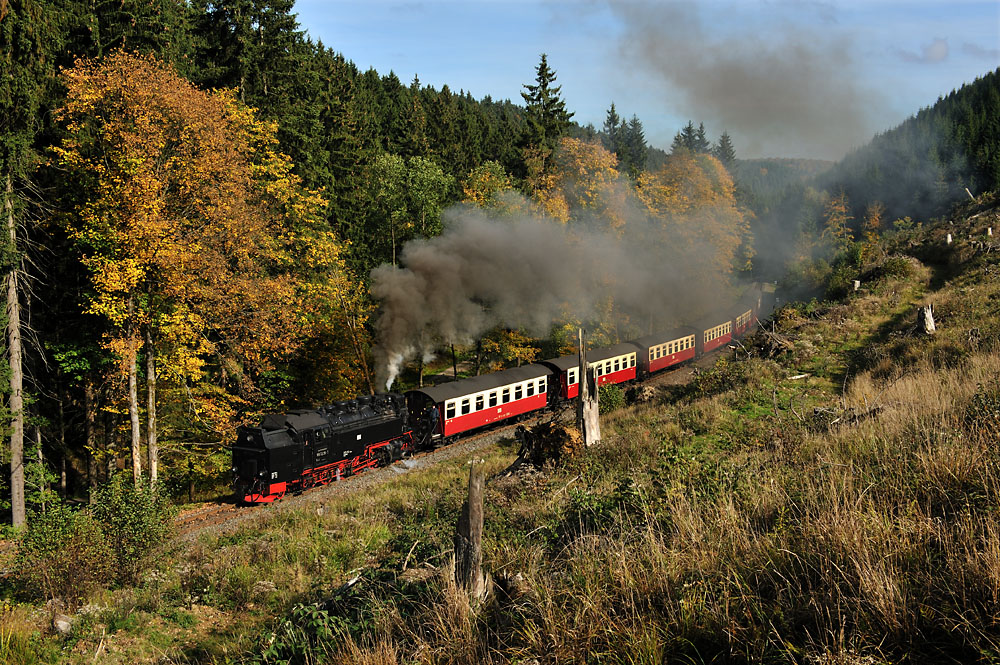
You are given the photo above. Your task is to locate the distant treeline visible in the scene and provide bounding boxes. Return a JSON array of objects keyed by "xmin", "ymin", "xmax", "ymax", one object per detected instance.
[{"xmin": 821, "ymin": 68, "xmax": 1000, "ymax": 222}]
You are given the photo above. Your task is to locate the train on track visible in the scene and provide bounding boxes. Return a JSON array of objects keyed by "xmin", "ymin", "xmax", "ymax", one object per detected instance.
[{"xmin": 232, "ymin": 288, "xmax": 763, "ymax": 504}]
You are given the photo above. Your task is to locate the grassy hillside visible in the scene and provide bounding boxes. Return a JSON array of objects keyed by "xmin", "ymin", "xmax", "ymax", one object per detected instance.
[{"xmin": 2, "ymin": 200, "xmax": 1000, "ymax": 663}]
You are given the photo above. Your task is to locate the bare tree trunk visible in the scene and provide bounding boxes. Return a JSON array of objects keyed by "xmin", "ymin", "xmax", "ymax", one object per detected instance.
[
  {"xmin": 35, "ymin": 427, "xmax": 44, "ymax": 513},
  {"xmin": 454, "ymin": 463, "xmax": 488, "ymax": 603},
  {"xmin": 417, "ymin": 357, "xmax": 424, "ymax": 388},
  {"xmin": 920, "ymin": 304, "xmax": 936, "ymax": 335},
  {"xmin": 6, "ymin": 174, "xmax": 25, "ymax": 527},
  {"xmin": 335, "ymin": 290, "xmax": 374, "ymax": 395},
  {"xmin": 576, "ymin": 329, "xmax": 601, "ymax": 447},
  {"xmin": 146, "ymin": 327, "xmax": 158, "ymax": 486},
  {"xmin": 452, "ymin": 344, "xmax": 458, "ymax": 380},
  {"xmin": 58, "ymin": 388, "xmax": 67, "ymax": 497},
  {"xmin": 85, "ymin": 381, "xmax": 97, "ymax": 504},
  {"xmin": 127, "ymin": 307, "xmax": 142, "ymax": 486}
]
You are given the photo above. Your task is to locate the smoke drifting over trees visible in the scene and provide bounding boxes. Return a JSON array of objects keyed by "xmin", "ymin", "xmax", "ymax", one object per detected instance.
[
  {"xmin": 610, "ymin": 2, "xmax": 886, "ymax": 160},
  {"xmin": 371, "ymin": 202, "xmax": 730, "ymax": 390}
]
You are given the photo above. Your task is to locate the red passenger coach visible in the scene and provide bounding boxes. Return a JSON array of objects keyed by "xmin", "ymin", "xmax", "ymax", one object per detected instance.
[
  {"xmin": 405, "ymin": 364, "xmax": 550, "ymax": 440},
  {"xmin": 696, "ymin": 316, "xmax": 733, "ymax": 354},
  {"xmin": 540, "ymin": 343, "xmax": 638, "ymax": 399},
  {"xmin": 733, "ymin": 290, "xmax": 762, "ymax": 337},
  {"xmin": 631, "ymin": 328, "xmax": 697, "ymax": 377}
]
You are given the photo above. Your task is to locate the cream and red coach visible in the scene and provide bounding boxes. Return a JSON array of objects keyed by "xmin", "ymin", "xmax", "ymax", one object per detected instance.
[
  {"xmin": 540, "ymin": 343, "xmax": 638, "ymax": 400},
  {"xmin": 732, "ymin": 290, "xmax": 761, "ymax": 337},
  {"xmin": 405, "ymin": 364, "xmax": 550, "ymax": 441},
  {"xmin": 630, "ymin": 328, "xmax": 697, "ymax": 377},
  {"xmin": 696, "ymin": 315, "xmax": 734, "ymax": 354}
]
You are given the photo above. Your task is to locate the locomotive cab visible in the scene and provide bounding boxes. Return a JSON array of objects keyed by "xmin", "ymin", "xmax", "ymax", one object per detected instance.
[{"xmin": 232, "ymin": 421, "xmax": 303, "ymax": 503}]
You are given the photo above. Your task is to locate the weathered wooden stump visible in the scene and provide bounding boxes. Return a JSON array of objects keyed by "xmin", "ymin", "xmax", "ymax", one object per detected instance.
[
  {"xmin": 920, "ymin": 304, "xmax": 936, "ymax": 335},
  {"xmin": 454, "ymin": 463, "xmax": 488, "ymax": 604}
]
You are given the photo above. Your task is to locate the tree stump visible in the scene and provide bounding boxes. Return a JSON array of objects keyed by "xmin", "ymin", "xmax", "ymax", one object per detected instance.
[
  {"xmin": 454, "ymin": 463, "xmax": 488, "ymax": 603},
  {"xmin": 920, "ymin": 304, "xmax": 936, "ymax": 335}
]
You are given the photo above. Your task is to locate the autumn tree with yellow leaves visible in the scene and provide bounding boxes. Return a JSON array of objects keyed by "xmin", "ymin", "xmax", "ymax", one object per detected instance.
[{"xmin": 54, "ymin": 52, "xmax": 365, "ymax": 487}]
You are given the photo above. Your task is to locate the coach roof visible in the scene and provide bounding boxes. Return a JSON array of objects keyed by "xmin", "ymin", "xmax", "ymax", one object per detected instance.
[
  {"xmin": 540, "ymin": 342, "xmax": 639, "ymax": 371},
  {"xmin": 406, "ymin": 363, "xmax": 551, "ymax": 403}
]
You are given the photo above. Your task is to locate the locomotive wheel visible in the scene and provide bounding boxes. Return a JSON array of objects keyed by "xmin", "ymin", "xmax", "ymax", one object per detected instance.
[{"xmin": 373, "ymin": 447, "xmax": 392, "ymax": 468}]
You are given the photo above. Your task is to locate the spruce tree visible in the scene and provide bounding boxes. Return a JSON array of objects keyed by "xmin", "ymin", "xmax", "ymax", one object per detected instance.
[
  {"xmin": 603, "ymin": 102, "xmax": 622, "ymax": 157},
  {"xmin": 623, "ymin": 115, "xmax": 648, "ymax": 179},
  {"xmin": 520, "ymin": 54, "xmax": 574, "ymax": 157},
  {"xmin": 713, "ymin": 131, "xmax": 737, "ymax": 170},
  {"xmin": 695, "ymin": 122, "xmax": 711, "ymax": 153}
]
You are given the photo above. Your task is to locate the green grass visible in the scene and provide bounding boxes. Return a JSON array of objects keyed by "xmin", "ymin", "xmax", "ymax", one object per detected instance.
[{"xmin": 5, "ymin": 212, "xmax": 1000, "ymax": 664}]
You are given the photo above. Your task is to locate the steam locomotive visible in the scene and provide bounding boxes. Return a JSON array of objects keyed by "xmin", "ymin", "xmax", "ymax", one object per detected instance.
[{"xmin": 232, "ymin": 289, "xmax": 763, "ymax": 503}]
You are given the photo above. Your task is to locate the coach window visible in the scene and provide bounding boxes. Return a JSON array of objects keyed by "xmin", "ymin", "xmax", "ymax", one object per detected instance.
[
  {"xmin": 569, "ymin": 368, "xmax": 577, "ymax": 384},
  {"xmin": 526, "ymin": 382, "xmax": 535, "ymax": 397},
  {"xmin": 630, "ymin": 355, "xmax": 635, "ymax": 367},
  {"xmin": 502, "ymin": 388, "xmax": 511, "ymax": 403},
  {"xmin": 489, "ymin": 392, "xmax": 498, "ymax": 407},
  {"xmin": 476, "ymin": 395, "xmax": 484, "ymax": 411},
  {"xmin": 514, "ymin": 385, "xmax": 523, "ymax": 400},
  {"xmin": 539, "ymin": 378, "xmax": 546, "ymax": 392},
  {"xmin": 446, "ymin": 402, "xmax": 456, "ymax": 419},
  {"xmin": 461, "ymin": 398, "xmax": 471, "ymax": 415},
  {"xmin": 614, "ymin": 359, "xmax": 620, "ymax": 372}
]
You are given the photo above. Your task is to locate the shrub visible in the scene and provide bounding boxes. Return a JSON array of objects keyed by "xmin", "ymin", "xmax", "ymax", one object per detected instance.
[
  {"xmin": 14, "ymin": 503, "xmax": 113, "ymax": 609},
  {"xmin": 598, "ymin": 384, "xmax": 626, "ymax": 414},
  {"xmin": 91, "ymin": 475, "xmax": 176, "ymax": 585}
]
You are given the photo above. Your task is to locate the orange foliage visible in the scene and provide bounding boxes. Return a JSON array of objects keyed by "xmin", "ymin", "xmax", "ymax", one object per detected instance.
[
  {"xmin": 636, "ymin": 152, "xmax": 753, "ymax": 277},
  {"xmin": 535, "ymin": 137, "xmax": 627, "ymax": 230},
  {"xmin": 54, "ymin": 52, "xmax": 364, "ymax": 436}
]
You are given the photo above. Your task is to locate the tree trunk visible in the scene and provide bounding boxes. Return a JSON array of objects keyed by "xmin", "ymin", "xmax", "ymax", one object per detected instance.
[
  {"xmin": 920, "ymin": 304, "xmax": 936, "ymax": 335},
  {"xmin": 85, "ymin": 380, "xmax": 97, "ymax": 504},
  {"xmin": 58, "ymin": 388, "xmax": 67, "ymax": 497},
  {"xmin": 6, "ymin": 174, "xmax": 25, "ymax": 527},
  {"xmin": 576, "ymin": 329, "xmax": 601, "ymax": 447},
  {"xmin": 146, "ymin": 327, "xmax": 158, "ymax": 486},
  {"xmin": 127, "ymin": 310, "xmax": 142, "ymax": 486},
  {"xmin": 454, "ymin": 463, "xmax": 488, "ymax": 603},
  {"xmin": 336, "ymin": 290, "xmax": 374, "ymax": 395},
  {"xmin": 35, "ymin": 427, "xmax": 44, "ymax": 513},
  {"xmin": 417, "ymin": 357, "xmax": 424, "ymax": 388},
  {"xmin": 452, "ymin": 344, "xmax": 458, "ymax": 380}
]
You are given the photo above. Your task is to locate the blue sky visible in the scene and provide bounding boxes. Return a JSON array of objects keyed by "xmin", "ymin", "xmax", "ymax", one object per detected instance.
[{"xmin": 292, "ymin": 0, "xmax": 1000, "ymax": 160}]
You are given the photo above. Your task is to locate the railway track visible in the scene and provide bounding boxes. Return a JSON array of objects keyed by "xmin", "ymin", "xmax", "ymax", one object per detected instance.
[{"xmin": 171, "ymin": 350, "xmax": 718, "ymax": 542}]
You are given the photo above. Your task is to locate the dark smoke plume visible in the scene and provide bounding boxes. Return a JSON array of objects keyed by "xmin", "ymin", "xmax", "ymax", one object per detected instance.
[
  {"xmin": 610, "ymin": 1, "xmax": 887, "ymax": 160},
  {"xmin": 371, "ymin": 203, "xmax": 727, "ymax": 389}
]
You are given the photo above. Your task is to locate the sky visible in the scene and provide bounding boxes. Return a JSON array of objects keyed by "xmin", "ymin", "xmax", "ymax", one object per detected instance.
[{"xmin": 292, "ymin": 0, "xmax": 1000, "ymax": 161}]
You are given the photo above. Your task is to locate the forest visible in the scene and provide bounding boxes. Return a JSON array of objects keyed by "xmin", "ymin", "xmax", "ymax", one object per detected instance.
[{"xmin": 1, "ymin": 0, "xmax": 998, "ymax": 529}]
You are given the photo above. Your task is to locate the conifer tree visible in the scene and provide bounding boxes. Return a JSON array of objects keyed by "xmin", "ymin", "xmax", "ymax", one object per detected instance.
[
  {"xmin": 713, "ymin": 131, "xmax": 737, "ymax": 170},
  {"xmin": 672, "ymin": 121, "xmax": 698, "ymax": 154},
  {"xmin": 603, "ymin": 102, "xmax": 622, "ymax": 157},
  {"xmin": 695, "ymin": 122, "xmax": 711, "ymax": 153},
  {"xmin": 520, "ymin": 54, "xmax": 574, "ymax": 166},
  {"xmin": 623, "ymin": 115, "xmax": 648, "ymax": 179}
]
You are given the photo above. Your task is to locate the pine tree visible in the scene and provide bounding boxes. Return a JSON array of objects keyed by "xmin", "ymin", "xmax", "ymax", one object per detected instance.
[
  {"xmin": 520, "ymin": 54, "xmax": 574, "ymax": 159},
  {"xmin": 622, "ymin": 115, "xmax": 648, "ymax": 179},
  {"xmin": 672, "ymin": 121, "xmax": 698, "ymax": 154},
  {"xmin": 0, "ymin": 0, "xmax": 69, "ymax": 526},
  {"xmin": 695, "ymin": 122, "xmax": 711, "ymax": 153},
  {"xmin": 603, "ymin": 102, "xmax": 622, "ymax": 158},
  {"xmin": 713, "ymin": 131, "xmax": 737, "ymax": 170}
]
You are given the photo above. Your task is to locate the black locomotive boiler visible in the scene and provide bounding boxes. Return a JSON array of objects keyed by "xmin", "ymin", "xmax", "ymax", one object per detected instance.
[{"xmin": 231, "ymin": 393, "xmax": 413, "ymax": 503}]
